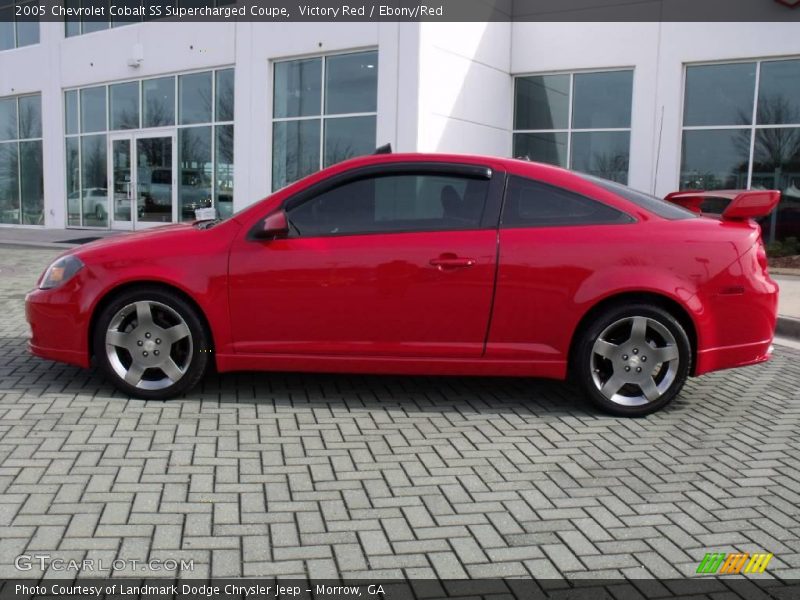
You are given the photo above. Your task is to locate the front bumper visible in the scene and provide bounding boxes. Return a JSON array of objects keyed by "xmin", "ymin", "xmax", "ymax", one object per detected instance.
[{"xmin": 25, "ymin": 286, "xmax": 91, "ymax": 369}]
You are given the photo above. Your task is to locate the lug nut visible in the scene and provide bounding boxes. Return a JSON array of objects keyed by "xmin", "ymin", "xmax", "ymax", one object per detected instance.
[
  {"xmin": 625, "ymin": 366, "xmax": 631, "ymax": 372},
  {"xmin": 155, "ymin": 339, "xmax": 161, "ymax": 344},
  {"xmin": 636, "ymin": 367, "xmax": 642, "ymax": 373},
  {"xmin": 154, "ymin": 350, "xmax": 160, "ymax": 356},
  {"xmin": 137, "ymin": 340, "xmax": 143, "ymax": 346},
  {"xmin": 633, "ymin": 348, "xmax": 639, "ymax": 354},
  {"xmin": 641, "ymin": 356, "xmax": 647, "ymax": 362},
  {"xmin": 143, "ymin": 351, "xmax": 148, "ymax": 357},
  {"xmin": 145, "ymin": 332, "xmax": 151, "ymax": 338},
  {"xmin": 622, "ymin": 355, "xmax": 628, "ymax": 360}
]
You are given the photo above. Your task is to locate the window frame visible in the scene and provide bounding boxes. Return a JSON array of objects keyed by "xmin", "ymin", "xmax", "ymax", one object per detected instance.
[
  {"xmin": 251, "ymin": 162, "xmax": 504, "ymax": 241},
  {"xmin": 270, "ymin": 49, "xmax": 379, "ymax": 192},
  {"xmin": 63, "ymin": 66, "xmax": 235, "ymax": 228},
  {"xmin": 500, "ymin": 175, "xmax": 635, "ymax": 229},
  {"xmin": 679, "ymin": 55, "xmax": 800, "ymax": 241},
  {"xmin": 0, "ymin": 92, "xmax": 43, "ymax": 226},
  {"xmin": 511, "ymin": 67, "xmax": 634, "ymax": 183},
  {"xmin": 0, "ymin": 0, "xmax": 39, "ymax": 51}
]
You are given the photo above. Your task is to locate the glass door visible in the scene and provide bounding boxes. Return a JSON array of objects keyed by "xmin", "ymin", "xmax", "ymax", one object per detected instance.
[
  {"xmin": 135, "ymin": 132, "xmax": 176, "ymax": 226},
  {"xmin": 108, "ymin": 131, "xmax": 176, "ymax": 230},
  {"xmin": 109, "ymin": 134, "xmax": 134, "ymax": 230}
]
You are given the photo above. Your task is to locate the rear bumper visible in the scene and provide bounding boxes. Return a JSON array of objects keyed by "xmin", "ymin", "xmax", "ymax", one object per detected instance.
[{"xmin": 694, "ymin": 338, "xmax": 773, "ymax": 376}]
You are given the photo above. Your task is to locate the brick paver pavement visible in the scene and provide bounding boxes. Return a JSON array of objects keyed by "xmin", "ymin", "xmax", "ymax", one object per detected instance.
[{"xmin": 1, "ymin": 246, "xmax": 799, "ymax": 580}]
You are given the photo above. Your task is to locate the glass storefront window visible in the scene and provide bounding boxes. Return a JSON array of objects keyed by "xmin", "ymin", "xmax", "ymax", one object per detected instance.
[
  {"xmin": 512, "ymin": 69, "xmax": 633, "ymax": 183},
  {"xmin": 179, "ymin": 72, "xmax": 212, "ymax": 125},
  {"xmin": 65, "ymin": 68, "xmax": 234, "ymax": 227},
  {"xmin": 0, "ymin": 93, "xmax": 43, "ymax": 225},
  {"xmin": 110, "ymin": 82, "xmax": 139, "ymax": 130},
  {"xmin": 272, "ymin": 50, "xmax": 378, "ymax": 190},
  {"xmin": 681, "ymin": 58, "xmax": 800, "ymax": 242},
  {"xmin": 0, "ymin": 0, "xmax": 39, "ymax": 51},
  {"xmin": 143, "ymin": 77, "xmax": 175, "ymax": 128}
]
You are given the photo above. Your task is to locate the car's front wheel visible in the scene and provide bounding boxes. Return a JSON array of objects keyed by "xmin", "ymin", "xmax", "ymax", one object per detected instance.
[
  {"xmin": 93, "ymin": 287, "xmax": 210, "ymax": 399},
  {"xmin": 574, "ymin": 303, "xmax": 691, "ymax": 417}
]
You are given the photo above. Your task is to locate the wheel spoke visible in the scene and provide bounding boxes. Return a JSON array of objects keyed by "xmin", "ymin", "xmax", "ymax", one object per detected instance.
[
  {"xmin": 161, "ymin": 358, "xmax": 184, "ymax": 383},
  {"xmin": 650, "ymin": 345, "xmax": 679, "ymax": 363},
  {"xmin": 124, "ymin": 363, "xmax": 145, "ymax": 386},
  {"xmin": 163, "ymin": 322, "xmax": 190, "ymax": 344},
  {"xmin": 640, "ymin": 377, "xmax": 661, "ymax": 402},
  {"xmin": 593, "ymin": 339, "xmax": 619, "ymax": 360},
  {"xmin": 600, "ymin": 373, "xmax": 626, "ymax": 398},
  {"xmin": 629, "ymin": 316, "xmax": 648, "ymax": 345},
  {"xmin": 135, "ymin": 301, "xmax": 154, "ymax": 329},
  {"xmin": 106, "ymin": 330, "xmax": 130, "ymax": 350}
]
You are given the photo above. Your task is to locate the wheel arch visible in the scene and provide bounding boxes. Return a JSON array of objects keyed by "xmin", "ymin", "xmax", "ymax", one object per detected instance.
[
  {"xmin": 88, "ymin": 280, "xmax": 215, "ymax": 363},
  {"xmin": 568, "ymin": 291, "xmax": 698, "ymax": 376}
]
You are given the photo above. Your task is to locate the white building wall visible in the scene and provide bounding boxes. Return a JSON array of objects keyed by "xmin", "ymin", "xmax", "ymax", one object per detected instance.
[{"xmin": 511, "ymin": 21, "xmax": 800, "ymax": 196}]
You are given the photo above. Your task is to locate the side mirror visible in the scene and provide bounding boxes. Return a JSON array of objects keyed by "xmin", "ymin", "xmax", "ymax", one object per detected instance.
[{"xmin": 255, "ymin": 210, "xmax": 289, "ymax": 239}]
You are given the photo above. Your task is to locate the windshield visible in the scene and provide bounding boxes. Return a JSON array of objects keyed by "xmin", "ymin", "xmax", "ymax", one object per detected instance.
[{"xmin": 578, "ymin": 173, "xmax": 698, "ymax": 220}]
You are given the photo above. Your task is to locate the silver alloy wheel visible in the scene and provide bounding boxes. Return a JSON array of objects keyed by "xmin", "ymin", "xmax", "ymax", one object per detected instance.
[
  {"xmin": 590, "ymin": 316, "xmax": 680, "ymax": 407},
  {"xmin": 105, "ymin": 300, "xmax": 193, "ymax": 391}
]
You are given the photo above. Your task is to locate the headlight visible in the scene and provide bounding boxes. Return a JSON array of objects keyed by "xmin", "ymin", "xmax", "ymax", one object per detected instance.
[{"xmin": 39, "ymin": 255, "xmax": 84, "ymax": 290}]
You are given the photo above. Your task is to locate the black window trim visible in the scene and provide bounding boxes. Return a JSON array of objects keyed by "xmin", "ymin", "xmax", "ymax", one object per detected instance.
[
  {"xmin": 249, "ymin": 161, "xmax": 506, "ymax": 240},
  {"xmin": 499, "ymin": 174, "xmax": 636, "ymax": 229}
]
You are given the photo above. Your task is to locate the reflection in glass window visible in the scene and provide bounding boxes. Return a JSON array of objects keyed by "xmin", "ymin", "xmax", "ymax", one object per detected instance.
[
  {"xmin": 80, "ymin": 86, "xmax": 106, "ymax": 133},
  {"xmin": 323, "ymin": 116, "xmax": 376, "ymax": 168},
  {"xmin": 324, "ymin": 51, "xmax": 378, "ymax": 115},
  {"xmin": 274, "ymin": 58, "xmax": 321, "ymax": 119},
  {"xmin": 513, "ymin": 132, "xmax": 567, "ymax": 168},
  {"xmin": 272, "ymin": 119, "xmax": 320, "ymax": 191},
  {"xmin": 0, "ymin": 93, "xmax": 42, "ymax": 225},
  {"xmin": 179, "ymin": 72, "xmax": 212, "ymax": 125},
  {"xmin": 680, "ymin": 58, "xmax": 800, "ymax": 242},
  {"xmin": 272, "ymin": 51, "xmax": 378, "ymax": 190},
  {"xmin": 143, "ymin": 77, "xmax": 175, "ymax": 128},
  {"xmin": 571, "ymin": 131, "xmax": 631, "ymax": 184},
  {"xmin": 512, "ymin": 69, "xmax": 633, "ymax": 183},
  {"xmin": 215, "ymin": 69, "xmax": 234, "ymax": 122},
  {"xmin": 0, "ymin": 0, "xmax": 39, "ymax": 50},
  {"xmin": 65, "ymin": 68, "xmax": 234, "ymax": 227},
  {"xmin": 110, "ymin": 82, "xmax": 139, "ymax": 130},
  {"xmin": 683, "ymin": 63, "xmax": 755, "ymax": 127},
  {"xmin": 179, "ymin": 126, "xmax": 212, "ymax": 220},
  {"xmin": 514, "ymin": 75, "xmax": 569, "ymax": 131},
  {"xmin": 215, "ymin": 124, "xmax": 234, "ymax": 218}
]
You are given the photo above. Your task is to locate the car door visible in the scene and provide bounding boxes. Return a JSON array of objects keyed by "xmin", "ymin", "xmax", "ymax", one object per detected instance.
[{"xmin": 227, "ymin": 163, "xmax": 503, "ymax": 358}]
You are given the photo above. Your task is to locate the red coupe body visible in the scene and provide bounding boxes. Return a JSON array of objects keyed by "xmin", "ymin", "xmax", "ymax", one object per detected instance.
[{"xmin": 26, "ymin": 153, "xmax": 778, "ymax": 386}]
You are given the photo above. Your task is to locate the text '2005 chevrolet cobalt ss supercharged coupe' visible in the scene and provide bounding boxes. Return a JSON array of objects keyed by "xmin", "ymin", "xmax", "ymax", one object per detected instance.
[{"xmin": 26, "ymin": 152, "xmax": 780, "ymax": 416}]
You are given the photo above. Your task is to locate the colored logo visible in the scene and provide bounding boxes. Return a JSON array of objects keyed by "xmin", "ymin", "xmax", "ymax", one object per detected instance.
[{"xmin": 696, "ymin": 552, "xmax": 773, "ymax": 575}]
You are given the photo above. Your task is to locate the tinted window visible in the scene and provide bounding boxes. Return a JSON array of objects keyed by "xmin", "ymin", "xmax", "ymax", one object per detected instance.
[
  {"xmin": 288, "ymin": 173, "xmax": 489, "ymax": 237},
  {"xmin": 683, "ymin": 63, "xmax": 755, "ymax": 127},
  {"xmin": 578, "ymin": 173, "xmax": 697, "ymax": 220},
  {"xmin": 503, "ymin": 176, "xmax": 632, "ymax": 228}
]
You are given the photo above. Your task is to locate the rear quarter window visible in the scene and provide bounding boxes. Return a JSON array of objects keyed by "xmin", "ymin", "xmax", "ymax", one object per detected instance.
[
  {"xmin": 579, "ymin": 173, "xmax": 698, "ymax": 220},
  {"xmin": 502, "ymin": 175, "xmax": 633, "ymax": 228}
]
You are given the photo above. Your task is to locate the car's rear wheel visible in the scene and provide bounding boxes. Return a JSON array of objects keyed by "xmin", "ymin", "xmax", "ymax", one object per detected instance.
[
  {"xmin": 93, "ymin": 287, "xmax": 209, "ymax": 399},
  {"xmin": 574, "ymin": 303, "xmax": 691, "ymax": 417}
]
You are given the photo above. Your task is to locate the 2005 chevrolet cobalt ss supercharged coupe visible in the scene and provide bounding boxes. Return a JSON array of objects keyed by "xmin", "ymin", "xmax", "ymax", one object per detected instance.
[{"xmin": 26, "ymin": 153, "xmax": 780, "ymax": 416}]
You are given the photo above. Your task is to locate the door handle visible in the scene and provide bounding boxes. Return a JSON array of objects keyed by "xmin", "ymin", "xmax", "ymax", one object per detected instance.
[{"xmin": 430, "ymin": 255, "xmax": 476, "ymax": 270}]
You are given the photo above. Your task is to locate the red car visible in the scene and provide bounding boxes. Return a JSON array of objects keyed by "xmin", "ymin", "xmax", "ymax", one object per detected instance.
[{"xmin": 26, "ymin": 152, "xmax": 780, "ymax": 416}]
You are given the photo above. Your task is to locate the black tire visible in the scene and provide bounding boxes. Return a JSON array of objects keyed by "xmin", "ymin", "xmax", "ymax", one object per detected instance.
[
  {"xmin": 93, "ymin": 286, "xmax": 210, "ymax": 400},
  {"xmin": 573, "ymin": 303, "xmax": 691, "ymax": 417}
]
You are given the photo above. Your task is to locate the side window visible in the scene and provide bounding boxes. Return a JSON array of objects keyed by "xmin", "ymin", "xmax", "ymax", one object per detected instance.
[
  {"xmin": 502, "ymin": 176, "xmax": 632, "ymax": 228},
  {"xmin": 287, "ymin": 173, "xmax": 490, "ymax": 237}
]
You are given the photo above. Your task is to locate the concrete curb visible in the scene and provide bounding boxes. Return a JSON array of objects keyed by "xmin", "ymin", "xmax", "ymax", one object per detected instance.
[
  {"xmin": 0, "ymin": 241, "xmax": 75, "ymax": 250},
  {"xmin": 777, "ymin": 316, "xmax": 800, "ymax": 341}
]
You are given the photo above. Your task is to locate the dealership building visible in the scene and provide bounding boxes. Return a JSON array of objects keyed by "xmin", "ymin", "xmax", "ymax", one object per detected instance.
[{"xmin": 0, "ymin": 17, "xmax": 797, "ymax": 241}]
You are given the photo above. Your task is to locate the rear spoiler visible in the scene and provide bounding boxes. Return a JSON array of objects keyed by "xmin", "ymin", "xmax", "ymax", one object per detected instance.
[{"xmin": 664, "ymin": 189, "xmax": 780, "ymax": 220}]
